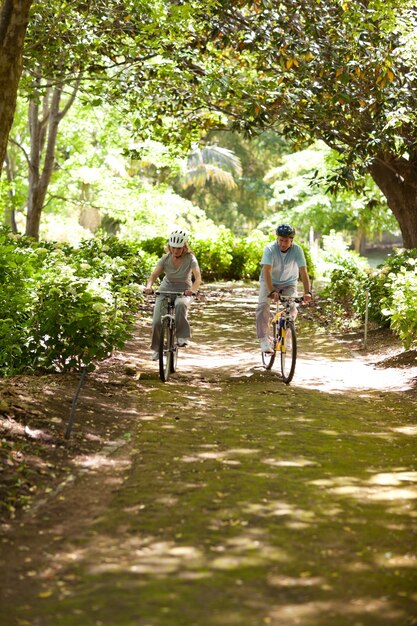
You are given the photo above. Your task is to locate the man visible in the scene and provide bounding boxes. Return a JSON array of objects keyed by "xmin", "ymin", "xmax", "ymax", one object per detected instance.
[{"xmin": 256, "ymin": 223, "xmax": 312, "ymax": 353}]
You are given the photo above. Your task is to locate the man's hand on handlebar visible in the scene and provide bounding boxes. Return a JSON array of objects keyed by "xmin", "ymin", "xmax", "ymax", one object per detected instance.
[{"xmin": 268, "ymin": 290, "xmax": 279, "ymax": 303}]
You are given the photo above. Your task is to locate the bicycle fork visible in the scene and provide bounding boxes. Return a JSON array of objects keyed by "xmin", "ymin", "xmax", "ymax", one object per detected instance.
[{"xmin": 275, "ymin": 318, "xmax": 286, "ymax": 353}]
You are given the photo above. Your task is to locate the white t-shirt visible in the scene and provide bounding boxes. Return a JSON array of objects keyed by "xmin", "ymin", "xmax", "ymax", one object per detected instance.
[{"xmin": 260, "ymin": 241, "xmax": 306, "ymax": 287}]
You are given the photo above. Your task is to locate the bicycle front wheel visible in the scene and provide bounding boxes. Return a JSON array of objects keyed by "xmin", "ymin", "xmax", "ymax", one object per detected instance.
[
  {"xmin": 170, "ymin": 326, "xmax": 178, "ymax": 373},
  {"xmin": 159, "ymin": 321, "xmax": 172, "ymax": 382},
  {"xmin": 262, "ymin": 322, "xmax": 276, "ymax": 370},
  {"xmin": 280, "ymin": 321, "xmax": 297, "ymax": 384}
]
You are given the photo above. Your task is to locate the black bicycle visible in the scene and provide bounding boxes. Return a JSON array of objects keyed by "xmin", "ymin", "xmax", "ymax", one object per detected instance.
[
  {"xmin": 156, "ymin": 291, "xmax": 184, "ymax": 382},
  {"xmin": 262, "ymin": 294, "xmax": 304, "ymax": 384}
]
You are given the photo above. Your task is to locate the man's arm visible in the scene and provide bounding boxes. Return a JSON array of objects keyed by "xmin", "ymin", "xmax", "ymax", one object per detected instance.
[
  {"xmin": 299, "ymin": 266, "xmax": 312, "ymax": 303},
  {"xmin": 262, "ymin": 265, "xmax": 274, "ymax": 294},
  {"xmin": 263, "ymin": 265, "xmax": 280, "ymax": 302}
]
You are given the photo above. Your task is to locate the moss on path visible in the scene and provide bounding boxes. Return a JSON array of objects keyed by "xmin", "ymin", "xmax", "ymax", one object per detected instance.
[{"xmin": 1, "ymin": 285, "xmax": 416, "ymax": 626}]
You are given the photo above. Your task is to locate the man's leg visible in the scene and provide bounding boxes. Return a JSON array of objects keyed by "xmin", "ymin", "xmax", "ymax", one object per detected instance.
[
  {"xmin": 280, "ymin": 285, "xmax": 298, "ymax": 319},
  {"xmin": 256, "ymin": 282, "xmax": 271, "ymax": 346}
]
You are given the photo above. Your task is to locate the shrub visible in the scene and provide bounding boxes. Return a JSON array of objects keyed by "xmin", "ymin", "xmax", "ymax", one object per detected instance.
[
  {"xmin": 191, "ymin": 229, "xmax": 235, "ymax": 279},
  {"xmin": 0, "ymin": 231, "xmax": 155, "ymax": 375},
  {"xmin": 376, "ymin": 250, "xmax": 417, "ymax": 349}
]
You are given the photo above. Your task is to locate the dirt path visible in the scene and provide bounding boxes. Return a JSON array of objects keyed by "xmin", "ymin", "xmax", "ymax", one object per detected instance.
[{"xmin": 1, "ymin": 285, "xmax": 417, "ymax": 626}]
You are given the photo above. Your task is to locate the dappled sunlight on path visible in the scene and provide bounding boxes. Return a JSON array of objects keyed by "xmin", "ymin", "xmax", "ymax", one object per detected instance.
[
  {"xmin": 135, "ymin": 287, "xmax": 416, "ymax": 395},
  {"xmin": 1, "ymin": 285, "xmax": 416, "ymax": 626}
]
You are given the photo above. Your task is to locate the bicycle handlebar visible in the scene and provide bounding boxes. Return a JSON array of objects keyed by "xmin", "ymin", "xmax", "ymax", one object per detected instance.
[{"xmin": 278, "ymin": 295, "xmax": 305, "ymax": 304}]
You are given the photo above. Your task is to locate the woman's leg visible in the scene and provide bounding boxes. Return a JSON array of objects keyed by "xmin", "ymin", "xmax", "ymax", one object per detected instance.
[
  {"xmin": 174, "ymin": 296, "xmax": 191, "ymax": 340},
  {"xmin": 150, "ymin": 295, "xmax": 165, "ymax": 351}
]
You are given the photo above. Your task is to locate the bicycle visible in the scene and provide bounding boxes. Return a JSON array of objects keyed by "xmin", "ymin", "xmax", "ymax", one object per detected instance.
[
  {"xmin": 262, "ymin": 294, "xmax": 304, "ymax": 384},
  {"xmin": 155, "ymin": 291, "xmax": 185, "ymax": 382}
]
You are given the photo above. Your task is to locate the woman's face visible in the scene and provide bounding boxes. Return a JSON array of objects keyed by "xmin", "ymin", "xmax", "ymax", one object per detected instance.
[{"xmin": 171, "ymin": 245, "xmax": 185, "ymax": 258}]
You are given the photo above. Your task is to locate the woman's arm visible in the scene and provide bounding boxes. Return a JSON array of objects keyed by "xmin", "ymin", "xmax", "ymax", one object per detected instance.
[
  {"xmin": 144, "ymin": 265, "xmax": 163, "ymax": 294},
  {"xmin": 185, "ymin": 266, "xmax": 202, "ymax": 296}
]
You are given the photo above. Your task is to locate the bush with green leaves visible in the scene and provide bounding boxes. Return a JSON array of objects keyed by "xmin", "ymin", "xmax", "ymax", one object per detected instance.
[
  {"xmin": 139, "ymin": 236, "xmax": 167, "ymax": 259},
  {"xmin": 316, "ymin": 233, "xmax": 369, "ymax": 321},
  {"xmin": 138, "ymin": 228, "xmax": 316, "ymax": 282},
  {"xmin": 0, "ymin": 232, "xmax": 155, "ymax": 376},
  {"xmin": 228, "ymin": 230, "xmax": 269, "ymax": 280},
  {"xmin": 316, "ymin": 238, "xmax": 417, "ymax": 348},
  {"xmin": 28, "ymin": 260, "xmax": 131, "ymax": 371},
  {"xmin": 374, "ymin": 250, "xmax": 417, "ymax": 349},
  {"xmin": 0, "ymin": 232, "xmax": 39, "ymax": 374},
  {"xmin": 191, "ymin": 229, "xmax": 235, "ymax": 280}
]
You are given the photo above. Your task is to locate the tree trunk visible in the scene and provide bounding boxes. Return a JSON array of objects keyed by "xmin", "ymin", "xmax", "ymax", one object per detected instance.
[
  {"xmin": 0, "ymin": 0, "xmax": 33, "ymax": 176},
  {"xmin": 370, "ymin": 158, "xmax": 417, "ymax": 249},
  {"xmin": 25, "ymin": 86, "xmax": 61, "ymax": 239},
  {"xmin": 4, "ymin": 151, "xmax": 18, "ymax": 232},
  {"xmin": 25, "ymin": 77, "xmax": 79, "ymax": 239}
]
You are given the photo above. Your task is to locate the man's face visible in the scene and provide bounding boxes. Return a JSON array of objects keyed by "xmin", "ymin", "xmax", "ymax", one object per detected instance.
[{"xmin": 277, "ymin": 236, "xmax": 293, "ymax": 252}]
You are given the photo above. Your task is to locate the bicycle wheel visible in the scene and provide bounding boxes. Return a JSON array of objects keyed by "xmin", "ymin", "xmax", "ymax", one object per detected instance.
[
  {"xmin": 280, "ymin": 320, "xmax": 297, "ymax": 384},
  {"xmin": 159, "ymin": 321, "xmax": 172, "ymax": 382},
  {"xmin": 262, "ymin": 321, "xmax": 276, "ymax": 370},
  {"xmin": 170, "ymin": 326, "xmax": 178, "ymax": 373}
]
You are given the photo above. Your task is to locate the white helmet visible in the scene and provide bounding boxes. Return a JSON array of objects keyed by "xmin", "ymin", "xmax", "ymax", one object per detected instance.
[{"xmin": 169, "ymin": 229, "xmax": 188, "ymax": 248}]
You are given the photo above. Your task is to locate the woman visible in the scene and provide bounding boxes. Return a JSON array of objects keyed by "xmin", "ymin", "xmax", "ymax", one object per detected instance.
[{"xmin": 144, "ymin": 229, "xmax": 202, "ymax": 360}]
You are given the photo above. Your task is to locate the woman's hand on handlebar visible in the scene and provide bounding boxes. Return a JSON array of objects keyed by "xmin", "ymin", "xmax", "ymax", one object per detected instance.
[{"xmin": 143, "ymin": 287, "xmax": 153, "ymax": 295}]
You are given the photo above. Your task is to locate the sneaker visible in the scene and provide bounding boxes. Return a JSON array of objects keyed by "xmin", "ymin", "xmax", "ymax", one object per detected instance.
[
  {"xmin": 151, "ymin": 351, "xmax": 159, "ymax": 361},
  {"xmin": 260, "ymin": 337, "xmax": 273, "ymax": 353},
  {"xmin": 177, "ymin": 338, "xmax": 189, "ymax": 347}
]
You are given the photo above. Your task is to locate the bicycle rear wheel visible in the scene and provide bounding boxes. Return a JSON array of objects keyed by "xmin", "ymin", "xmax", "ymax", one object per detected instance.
[
  {"xmin": 262, "ymin": 322, "xmax": 276, "ymax": 370},
  {"xmin": 280, "ymin": 321, "xmax": 297, "ymax": 384},
  {"xmin": 159, "ymin": 321, "xmax": 172, "ymax": 382}
]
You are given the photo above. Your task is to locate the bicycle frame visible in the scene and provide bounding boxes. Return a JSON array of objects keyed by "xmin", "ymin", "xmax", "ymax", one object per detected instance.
[
  {"xmin": 262, "ymin": 295, "xmax": 303, "ymax": 384},
  {"xmin": 155, "ymin": 291, "xmax": 184, "ymax": 382}
]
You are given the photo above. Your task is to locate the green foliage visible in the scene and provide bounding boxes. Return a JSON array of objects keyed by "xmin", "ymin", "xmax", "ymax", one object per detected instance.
[
  {"xmin": 0, "ymin": 231, "xmax": 154, "ymax": 376},
  {"xmin": 376, "ymin": 249, "xmax": 417, "ymax": 348},
  {"xmin": 317, "ymin": 232, "xmax": 370, "ymax": 322},
  {"xmin": 191, "ymin": 230, "xmax": 235, "ymax": 280},
  {"xmin": 263, "ymin": 142, "xmax": 399, "ymax": 245},
  {"xmin": 316, "ymin": 236, "xmax": 417, "ymax": 348},
  {"xmin": 228, "ymin": 230, "xmax": 269, "ymax": 280},
  {"xmin": 140, "ymin": 228, "xmax": 315, "ymax": 282},
  {"xmin": 139, "ymin": 236, "xmax": 167, "ymax": 258}
]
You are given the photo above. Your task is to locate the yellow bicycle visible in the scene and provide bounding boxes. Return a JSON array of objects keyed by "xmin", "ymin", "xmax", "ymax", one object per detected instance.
[{"xmin": 262, "ymin": 295, "xmax": 304, "ymax": 384}]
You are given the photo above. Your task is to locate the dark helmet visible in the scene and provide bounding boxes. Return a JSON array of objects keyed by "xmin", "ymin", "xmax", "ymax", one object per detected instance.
[{"xmin": 276, "ymin": 224, "xmax": 295, "ymax": 237}]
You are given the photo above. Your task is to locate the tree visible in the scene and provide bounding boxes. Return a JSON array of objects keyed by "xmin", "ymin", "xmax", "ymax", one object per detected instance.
[
  {"xmin": 204, "ymin": 1, "xmax": 417, "ymax": 248},
  {"xmin": 11, "ymin": 0, "xmax": 221, "ymax": 239},
  {"xmin": 8, "ymin": 0, "xmax": 417, "ymax": 245},
  {"xmin": 0, "ymin": 0, "xmax": 33, "ymax": 177},
  {"xmin": 123, "ymin": 1, "xmax": 417, "ymax": 248},
  {"xmin": 264, "ymin": 141, "xmax": 399, "ymax": 252}
]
